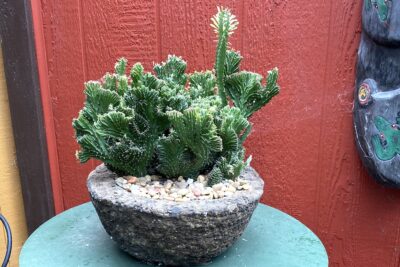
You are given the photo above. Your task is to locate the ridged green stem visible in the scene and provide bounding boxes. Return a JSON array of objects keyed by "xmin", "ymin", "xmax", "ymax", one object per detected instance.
[{"xmin": 215, "ymin": 19, "xmax": 228, "ymax": 106}]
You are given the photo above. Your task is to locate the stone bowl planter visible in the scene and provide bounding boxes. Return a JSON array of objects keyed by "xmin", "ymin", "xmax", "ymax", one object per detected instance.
[{"xmin": 87, "ymin": 164, "xmax": 264, "ymax": 266}]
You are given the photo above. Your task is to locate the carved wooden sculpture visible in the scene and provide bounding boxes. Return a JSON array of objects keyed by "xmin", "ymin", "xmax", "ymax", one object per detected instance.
[{"xmin": 354, "ymin": 0, "xmax": 400, "ymax": 186}]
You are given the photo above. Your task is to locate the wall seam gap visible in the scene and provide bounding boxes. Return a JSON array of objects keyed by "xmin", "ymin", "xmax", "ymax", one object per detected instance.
[
  {"xmin": 156, "ymin": 0, "xmax": 162, "ymax": 62},
  {"xmin": 315, "ymin": 0, "xmax": 334, "ymax": 233}
]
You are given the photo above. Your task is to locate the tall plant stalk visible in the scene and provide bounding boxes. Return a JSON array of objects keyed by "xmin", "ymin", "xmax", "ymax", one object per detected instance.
[{"xmin": 211, "ymin": 7, "xmax": 238, "ymax": 106}]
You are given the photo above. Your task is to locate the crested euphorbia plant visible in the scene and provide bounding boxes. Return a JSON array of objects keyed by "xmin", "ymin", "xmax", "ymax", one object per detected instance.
[{"xmin": 73, "ymin": 7, "xmax": 279, "ymax": 186}]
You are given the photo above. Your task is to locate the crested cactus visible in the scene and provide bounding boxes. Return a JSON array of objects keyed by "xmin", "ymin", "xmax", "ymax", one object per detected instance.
[{"xmin": 73, "ymin": 7, "xmax": 279, "ymax": 184}]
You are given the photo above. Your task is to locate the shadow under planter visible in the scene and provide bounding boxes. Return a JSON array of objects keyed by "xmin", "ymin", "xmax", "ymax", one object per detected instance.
[{"xmin": 87, "ymin": 164, "xmax": 264, "ymax": 266}]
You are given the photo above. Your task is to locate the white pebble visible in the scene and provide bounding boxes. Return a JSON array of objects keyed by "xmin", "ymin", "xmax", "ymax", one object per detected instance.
[
  {"xmin": 212, "ymin": 184, "xmax": 223, "ymax": 191},
  {"xmin": 197, "ymin": 175, "xmax": 206, "ymax": 183},
  {"xmin": 145, "ymin": 175, "xmax": 152, "ymax": 182},
  {"xmin": 164, "ymin": 182, "xmax": 173, "ymax": 190},
  {"xmin": 227, "ymin": 185, "xmax": 236, "ymax": 193},
  {"xmin": 175, "ymin": 181, "xmax": 187, "ymax": 189},
  {"xmin": 238, "ymin": 179, "xmax": 247, "ymax": 186},
  {"xmin": 177, "ymin": 188, "xmax": 189, "ymax": 196},
  {"xmin": 212, "ymin": 191, "xmax": 220, "ymax": 199},
  {"xmin": 116, "ymin": 177, "xmax": 127, "ymax": 184},
  {"xmin": 242, "ymin": 184, "xmax": 250, "ymax": 190}
]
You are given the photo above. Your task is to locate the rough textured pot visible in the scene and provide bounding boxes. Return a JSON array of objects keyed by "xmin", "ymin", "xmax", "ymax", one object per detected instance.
[{"xmin": 87, "ymin": 164, "xmax": 264, "ymax": 266}]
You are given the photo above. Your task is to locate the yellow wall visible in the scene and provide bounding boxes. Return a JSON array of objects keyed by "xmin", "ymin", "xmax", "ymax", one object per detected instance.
[{"xmin": 0, "ymin": 51, "xmax": 28, "ymax": 266}]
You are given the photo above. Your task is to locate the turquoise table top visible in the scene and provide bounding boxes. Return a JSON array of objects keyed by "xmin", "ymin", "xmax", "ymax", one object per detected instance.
[{"xmin": 20, "ymin": 202, "xmax": 328, "ymax": 267}]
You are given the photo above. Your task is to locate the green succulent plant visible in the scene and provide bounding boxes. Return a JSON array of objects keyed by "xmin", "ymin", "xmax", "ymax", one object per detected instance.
[{"xmin": 73, "ymin": 7, "xmax": 279, "ymax": 186}]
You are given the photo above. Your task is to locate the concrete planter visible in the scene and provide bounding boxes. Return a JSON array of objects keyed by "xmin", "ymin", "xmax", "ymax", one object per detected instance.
[{"xmin": 87, "ymin": 164, "xmax": 264, "ymax": 266}]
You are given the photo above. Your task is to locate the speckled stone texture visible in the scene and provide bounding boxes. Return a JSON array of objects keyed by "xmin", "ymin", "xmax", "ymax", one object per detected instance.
[{"xmin": 87, "ymin": 164, "xmax": 264, "ymax": 266}]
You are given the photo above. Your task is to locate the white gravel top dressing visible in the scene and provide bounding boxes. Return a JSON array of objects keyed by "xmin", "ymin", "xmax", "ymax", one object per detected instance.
[{"xmin": 115, "ymin": 174, "xmax": 251, "ymax": 202}]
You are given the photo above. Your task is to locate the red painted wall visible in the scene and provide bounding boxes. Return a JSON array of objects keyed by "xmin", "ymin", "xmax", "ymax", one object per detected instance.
[{"xmin": 32, "ymin": 0, "xmax": 400, "ymax": 266}]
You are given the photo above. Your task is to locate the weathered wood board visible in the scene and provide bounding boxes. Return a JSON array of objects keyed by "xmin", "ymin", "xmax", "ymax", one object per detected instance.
[{"xmin": 0, "ymin": 51, "xmax": 28, "ymax": 267}]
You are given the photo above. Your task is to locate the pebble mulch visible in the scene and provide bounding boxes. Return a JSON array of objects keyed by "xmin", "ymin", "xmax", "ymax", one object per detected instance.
[{"xmin": 115, "ymin": 174, "xmax": 251, "ymax": 202}]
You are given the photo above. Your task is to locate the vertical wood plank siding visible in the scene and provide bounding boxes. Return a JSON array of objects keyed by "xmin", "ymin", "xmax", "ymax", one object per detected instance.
[{"xmin": 34, "ymin": 0, "xmax": 400, "ymax": 266}]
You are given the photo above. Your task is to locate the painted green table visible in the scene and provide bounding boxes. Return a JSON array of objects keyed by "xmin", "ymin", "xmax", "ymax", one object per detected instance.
[{"xmin": 20, "ymin": 202, "xmax": 328, "ymax": 267}]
